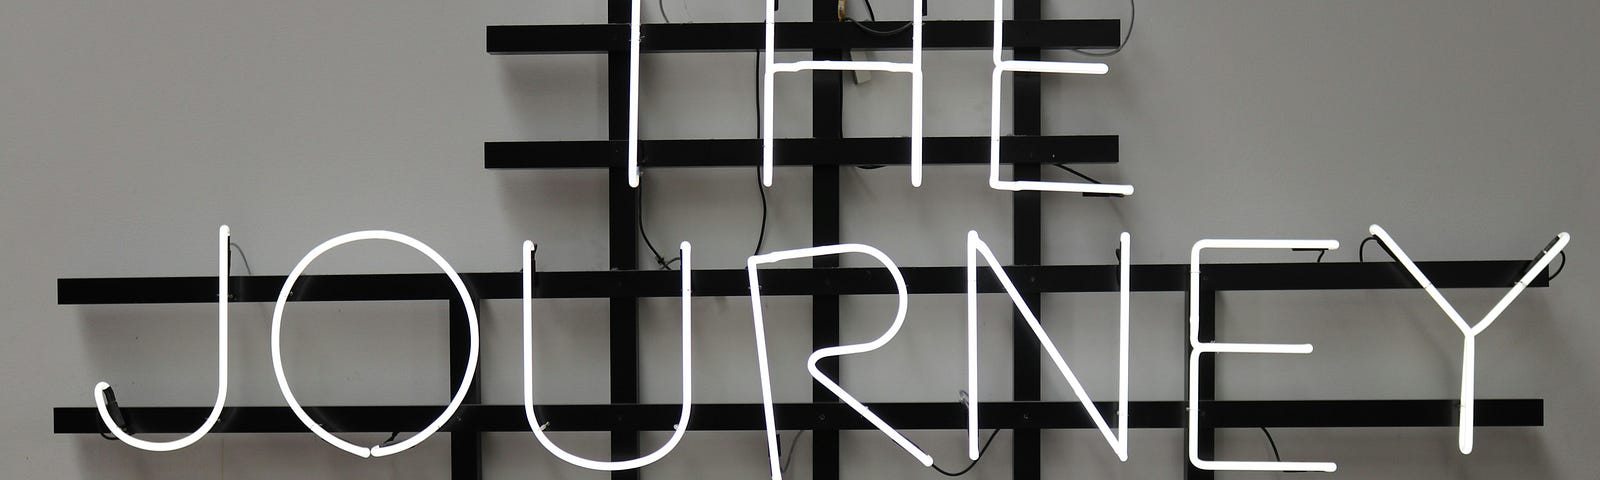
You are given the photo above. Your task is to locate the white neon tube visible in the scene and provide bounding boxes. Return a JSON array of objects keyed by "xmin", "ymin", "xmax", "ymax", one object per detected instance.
[
  {"xmin": 772, "ymin": 61, "xmax": 917, "ymax": 73},
  {"xmin": 93, "ymin": 225, "xmax": 231, "ymax": 452},
  {"xmin": 1187, "ymin": 238, "xmax": 1338, "ymax": 473},
  {"xmin": 988, "ymin": 0, "xmax": 1127, "ymax": 195},
  {"xmin": 762, "ymin": 0, "xmax": 923, "ymax": 187},
  {"xmin": 761, "ymin": 0, "xmax": 775, "ymax": 187},
  {"xmin": 626, "ymin": 0, "xmax": 642, "ymax": 187},
  {"xmin": 1368, "ymin": 224, "xmax": 1569, "ymax": 454},
  {"xmin": 748, "ymin": 244, "xmax": 931, "ymax": 480},
  {"xmin": 523, "ymin": 241, "xmax": 693, "ymax": 470},
  {"xmin": 269, "ymin": 231, "xmax": 481, "ymax": 458},
  {"xmin": 966, "ymin": 231, "xmax": 1130, "ymax": 461},
  {"xmin": 996, "ymin": 60, "xmax": 1110, "ymax": 75}
]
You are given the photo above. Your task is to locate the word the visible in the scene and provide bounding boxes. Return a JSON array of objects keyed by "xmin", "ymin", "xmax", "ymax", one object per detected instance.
[{"xmin": 611, "ymin": 0, "xmax": 1135, "ymax": 196}]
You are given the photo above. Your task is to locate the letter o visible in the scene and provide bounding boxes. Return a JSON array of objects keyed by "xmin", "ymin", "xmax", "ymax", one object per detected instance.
[{"xmin": 270, "ymin": 230, "xmax": 480, "ymax": 458}]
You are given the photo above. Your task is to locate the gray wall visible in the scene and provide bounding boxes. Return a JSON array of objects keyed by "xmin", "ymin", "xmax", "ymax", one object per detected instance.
[{"xmin": 2, "ymin": 0, "xmax": 1596, "ymax": 478}]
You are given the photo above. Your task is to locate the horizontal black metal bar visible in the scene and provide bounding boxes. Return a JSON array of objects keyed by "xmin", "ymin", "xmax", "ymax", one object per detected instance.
[
  {"xmin": 488, "ymin": 20, "xmax": 1120, "ymax": 54},
  {"xmin": 51, "ymin": 261, "xmax": 1549, "ymax": 304},
  {"xmin": 58, "ymin": 261, "xmax": 1547, "ymax": 305},
  {"xmin": 485, "ymin": 136, "xmax": 1117, "ymax": 169},
  {"xmin": 53, "ymin": 399, "xmax": 1541, "ymax": 434}
]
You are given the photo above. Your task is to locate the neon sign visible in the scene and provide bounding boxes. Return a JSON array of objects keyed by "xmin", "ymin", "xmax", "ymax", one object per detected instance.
[
  {"xmin": 748, "ymin": 244, "xmax": 928, "ymax": 477},
  {"xmin": 1187, "ymin": 239, "xmax": 1340, "ymax": 473},
  {"xmin": 967, "ymin": 230, "xmax": 1130, "ymax": 461},
  {"xmin": 1369, "ymin": 224, "xmax": 1570, "ymax": 455},
  {"xmin": 88, "ymin": 224, "xmax": 1570, "ymax": 476},
  {"xmin": 270, "ymin": 230, "xmax": 481, "ymax": 458},
  {"xmin": 523, "ymin": 240, "xmax": 695, "ymax": 470},
  {"xmin": 82, "ymin": 0, "xmax": 1572, "ymax": 474},
  {"xmin": 93, "ymin": 225, "xmax": 232, "ymax": 452}
]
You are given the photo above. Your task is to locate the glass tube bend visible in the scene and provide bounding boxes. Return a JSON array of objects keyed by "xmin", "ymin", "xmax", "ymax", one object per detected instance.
[
  {"xmin": 94, "ymin": 225, "xmax": 231, "ymax": 452},
  {"xmin": 522, "ymin": 240, "xmax": 694, "ymax": 471},
  {"xmin": 269, "ymin": 230, "xmax": 481, "ymax": 458}
]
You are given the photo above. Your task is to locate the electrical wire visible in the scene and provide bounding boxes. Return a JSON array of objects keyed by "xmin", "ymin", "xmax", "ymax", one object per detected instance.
[
  {"xmin": 637, "ymin": 0, "xmax": 681, "ymax": 272},
  {"xmin": 1053, "ymin": 163, "xmax": 1105, "ymax": 185},
  {"xmin": 1260, "ymin": 427, "xmax": 1282, "ymax": 462},
  {"xmin": 843, "ymin": 0, "xmax": 915, "ymax": 37},
  {"xmin": 1358, "ymin": 235, "xmax": 1379, "ymax": 263},
  {"xmin": 754, "ymin": 51, "xmax": 770, "ymax": 257},
  {"xmin": 1052, "ymin": 163, "xmax": 1127, "ymax": 197},
  {"xmin": 1294, "ymin": 247, "xmax": 1328, "ymax": 263},
  {"xmin": 228, "ymin": 242, "xmax": 255, "ymax": 275},
  {"xmin": 1071, "ymin": 0, "xmax": 1136, "ymax": 57},
  {"xmin": 930, "ymin": 428, "xmax": 1003, "ymax": 476},
  {"xmin": 755, "ymin": 162, "xmax": 769, "ymax": 256},
  {"xmin": 779, "ymin": 430, "xmax": 806, "ymax": 473},
  {"xmin": 636, "ymin": 174, "xmax": 681, "ymax": 270},
  {"xmin": 844, "ymin": 17, "xmax": 914, "ymax": 36},
  {"xmin": 1547, "ymin": 251, "xmax": 1567, "ymax": 281}
]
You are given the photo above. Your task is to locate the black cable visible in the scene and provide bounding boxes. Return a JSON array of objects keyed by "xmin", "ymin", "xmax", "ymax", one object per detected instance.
[
  {"xmin": 779, "ymin": 430, "xmax": 806, "ymax": 473},
  {"xmin": 930, "ymin": 429, "xmax": 1003, "ymax": 476},
  {"xmin": 1548, "ymin": 251, "xmax": 1567, "ymax": 281},
  {"xmin": 1358, "ymin": 235, "xmax": 1379, "ymax": 263},
  {"xmin": 1052, "ymin": 163, "xmax": 1128, "ymax": 197},
  {"xmin": 623, "ymin": 21, "xmax": 672, "ymax": 272},
  {"xmin": 1071, "ymin": 0, "xmax": 1136, "ymax": 57},
  {"xmin": 1260, "ymin": 427, "xmax": 1282, "ymax": 462},
  {"xmin": 1053, "ymin": 163, "xmax": 1104, "ymax": 184},
  {"xmin": 843, "ymin": 17, "xmax": 914, "ymax": 36},
  {"xmin": 844, "ymin": 0, "xmax": 917, "ymax": 37},
  {"xmin": 636, "ymin": 174, "xmax": 680, "ymax": 270},
  {"xmin": 228, "ymin": 242, "xmax": 254, "ymax": 275},
  {"xmin": 755, "ymin": 163, "xmax": 769, "ymax": 256},
  {"xmin": 1293, "ymin": 248, "xmax": 1328, "ymax": 263},
  {"xmin": 754, "ymin": 51, "xmax": 770, "ymax": 257}
]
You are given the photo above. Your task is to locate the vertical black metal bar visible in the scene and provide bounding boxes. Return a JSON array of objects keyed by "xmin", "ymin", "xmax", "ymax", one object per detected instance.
[
  {"xmin": 811, "ymin": 1, "xmax": 844, "ymax": 478},
  {"xmin": 1011, "ymin": 0, "xmax": 1043, "ymax": 479},
  {"xmin": 1184, "ymin": 287, "xmax": 1217, "ymax": 480},
  {"xmin": 450, "ymin": 297, "xmax": 482, "ymax": 480},
  {"xmin": 608, "ymin": 0, "xmax": 641, "ymax": 478}
]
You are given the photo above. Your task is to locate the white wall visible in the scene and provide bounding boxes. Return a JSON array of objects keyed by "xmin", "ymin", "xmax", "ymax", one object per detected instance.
[{"xmin": 1, "ymin": 0, "xmax": 1596, "ymax": 478}]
